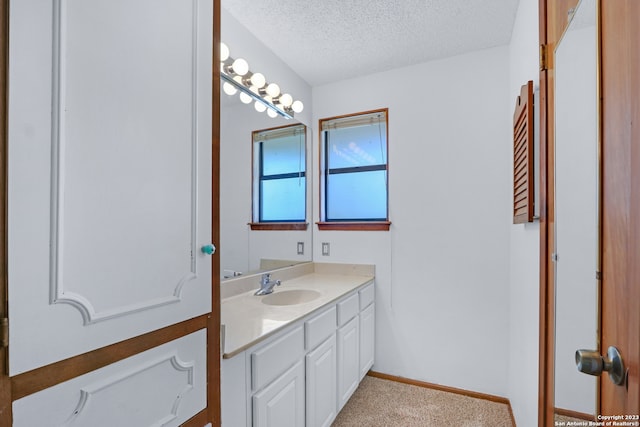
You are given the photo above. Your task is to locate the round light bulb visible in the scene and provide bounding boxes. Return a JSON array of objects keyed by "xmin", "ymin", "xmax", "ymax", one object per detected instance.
[
  {"xmin": 266, "ymin": 83, "xmax": 280, "ymax": 98},
  {"xmin": 250, "ymin": 73, "xmax": 266, "ymax": 88},
  {"xmin": 239, "ymin": 91, "xmax": 252, "ymax": 104},
  {"xmin": 254, "ymin": 101, "xmax": 267, "ymax": 113},
  {"xmin": 232, "ymin": 58, "xmax": 249, "ymax": 76},
  {"xmin": 223, "ymin": 82, "xmax": 237, "ymax": 96},
  {"xmin": 292, "ymin": 100, "xmax": 304, "ymax": 113},
  {"xmin": 267, "ymin": 108, "xmax": 278, "ymax": 118},
  {"xmin": 279, "ymin": 93, "xmax": 293, "ymax": 107},
  {"xmin": 220, "ymin": 42, "xmax": 229, "ymax": 62}
]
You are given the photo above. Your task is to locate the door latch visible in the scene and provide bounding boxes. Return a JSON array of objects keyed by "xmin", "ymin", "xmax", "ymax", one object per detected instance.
[{"xmin": 1, "ymin": 318, "xmax": 7, "ymax": 348}]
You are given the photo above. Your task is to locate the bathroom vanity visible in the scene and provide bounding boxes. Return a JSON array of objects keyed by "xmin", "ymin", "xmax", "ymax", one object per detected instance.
[{"xmin": 220, "ymin": 262, "xmax": 375, "ymax": 427}]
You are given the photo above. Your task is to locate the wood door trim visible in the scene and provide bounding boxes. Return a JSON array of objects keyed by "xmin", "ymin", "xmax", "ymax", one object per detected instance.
[
  {"xmin": 209, "ymin": 0, "xmax": 222, "ymax": 423},
  {"xmin": 539, "ymin": 0, "xmax": 584, "ymax": 425},
  {"xmin": 554, "ymin": 407, "xmax": 595, "ymax": 421},
  {"xmin": 10, "ymin": 314, "xmax": 209, "ymax": 401},
  {"xmin": 0, "ymin": 0, "xmax": 10, "ymax": 423},
  {"xmin": 538, "ymin": 0, "xmax": 551, "ymax": 425}
]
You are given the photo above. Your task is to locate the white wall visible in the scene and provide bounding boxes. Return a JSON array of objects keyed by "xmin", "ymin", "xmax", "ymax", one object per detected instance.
[
  {"xmin": 507, "ymin": 0, "xmax": 541, "ymax": 425},
  {"xmin": 312, "ymin": 46, "xmax": 512, "ymax": 397}
]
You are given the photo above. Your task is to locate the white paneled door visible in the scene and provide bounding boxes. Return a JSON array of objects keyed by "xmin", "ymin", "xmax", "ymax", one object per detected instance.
[{"xmin": 7, "ymin": 0, "xmax": 214, "ymax": 424}]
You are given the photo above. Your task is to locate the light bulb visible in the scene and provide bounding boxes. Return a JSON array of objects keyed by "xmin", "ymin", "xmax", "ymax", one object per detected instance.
[
  {"xmin": 223, "ymin": 82, "xmax": 237, "ymax": 96},
  {"xmin": 267, "ymin": 108, "xmax": 278, "ymax": 118},
  {"xmin": 220, "ymin": 42, "xmax": 229, "ymax": 62},
  {"xmin": 292, "ymin": 100, "xmax": 304, "ymax": 113},
  {"xmin": 250, "ymin": 73, "xmax": 266, "ymax": 88},
  {"xmin": 254, "ymin": 101, "xmax": 267, "ymax": 113},
  {"xmin": 239, "ymin": 91, "xmax": 252, "ymax": 104},
  {"xmin": 266, "ymin": 83, "xmax": 280, "ymax": 98},
  {"xmin": 263, "ymin": 95, "xmax": 273, "ymax": 104},
  {"xmin": 232, "ymin": 58, "xmax": 249, "ymax": 76},
  {"xmin": 279, "ymin": 93, "xmax": 293, "ymax": 107}
]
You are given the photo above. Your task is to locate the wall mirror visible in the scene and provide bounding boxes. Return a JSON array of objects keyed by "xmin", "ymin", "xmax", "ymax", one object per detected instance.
[
  {"xmin": 553, "ymin": 0, "xmax": 599, "ymax": 422},
  {"xmin": 219, "ymin": 5, "xmax": 312, "ymax": 279}
]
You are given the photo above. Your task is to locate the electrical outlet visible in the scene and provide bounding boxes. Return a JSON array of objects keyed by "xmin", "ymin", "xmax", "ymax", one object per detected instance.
[
  {"xmin": 297, "ymin": 242, "xmax": 304, "ymax": 255},
  {"xmin": 322, "ymin": 242, "xmax": 330, "ymax": 256}
]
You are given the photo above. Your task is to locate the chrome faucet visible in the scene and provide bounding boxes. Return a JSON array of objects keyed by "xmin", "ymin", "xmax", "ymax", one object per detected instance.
[{"xmin": 255, "ymin": 273, "xmax": 281, "ymax": 296}]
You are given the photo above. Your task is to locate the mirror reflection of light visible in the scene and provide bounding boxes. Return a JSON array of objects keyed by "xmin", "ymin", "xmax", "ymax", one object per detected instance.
[
  {"xmin": 254, "ymin": 101, "xmax": 267, "ymax": 113},
  {"xmin": 223, "ymin": 82, "xmax": 237, "ymax": 96},
  {"xmin": 220, "ymin": 42, "xmax": 229, "ymax": 61},
  {"xmin": 239, "ymin": 91, "xmax": 253, "ymax": 104}
]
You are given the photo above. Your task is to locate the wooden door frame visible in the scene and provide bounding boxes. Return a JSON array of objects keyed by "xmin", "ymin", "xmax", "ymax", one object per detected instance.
[
  {"xmin": 0, "ymin": 0, "xmax": 221, "ymax": 425},
  {"xmin": 1, "ymin": 0, "xmax": 10, "ymax": 423},
  {"xmin": 538, "ymin": 0, "xmax": 582, "ymax": 426},
  {"xmin": 539, "ymin": 0, "xmax": 640, "ymax": 424}
]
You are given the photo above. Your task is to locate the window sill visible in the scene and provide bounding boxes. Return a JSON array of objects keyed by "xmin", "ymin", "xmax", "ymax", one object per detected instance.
[
  {"xmin": 249, "ymin": 222, "xmax": 309, "ymax": 231},
  {"xmin": 316, "ymin": 221, "xmax": 391, "ymax": 231}
]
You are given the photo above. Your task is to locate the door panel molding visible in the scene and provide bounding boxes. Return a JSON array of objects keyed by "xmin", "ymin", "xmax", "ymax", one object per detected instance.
[
  {"xmin": 7, "ymin": 0, "xmax": 213, "ymax": 376},
  {"xmin": 63, "ymin": 354, "xmax": 194, "ymax": 426},
  {"xmin": 49, "ymin": 0, "xmax": 203, "ymax": 325},
  {"xmin": 11, "ymin": 314, "xmax": 208, "ymax": 401},
  {"xmin": 12, "ymin": 330, "xmax": 207, "ymax": 426}
]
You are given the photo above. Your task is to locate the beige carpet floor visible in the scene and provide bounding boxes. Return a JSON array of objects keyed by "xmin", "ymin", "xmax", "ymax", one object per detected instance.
[{"xmin": 332, "ymin": 376, "xmax": 514, "ymax": 427}]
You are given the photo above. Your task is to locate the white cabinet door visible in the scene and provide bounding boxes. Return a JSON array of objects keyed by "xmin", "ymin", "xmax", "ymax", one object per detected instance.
[
  {"xmin": 306, "ymin": 335, "xmax": 337, "ymax": 427},
  {"xmin": 337, "ymin": 316, "xmax": 359, "ymax": 410},
  {"xmin": 253, "ymin": 361, "xmax": 305, "ymax": 427},
  {"xmin": 8, "ymin": 0, "xmax": 213, "ymax": 376},
  {"xmin": 359, "ymin": 303, "xmax": 375, "ymax": 379}
]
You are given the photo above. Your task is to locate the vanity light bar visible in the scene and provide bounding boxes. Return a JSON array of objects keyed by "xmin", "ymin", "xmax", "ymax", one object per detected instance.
[
  {"xmin": 221, "ymin": 72, "xmax": 293, "ymax": 119},
  {"xmin": 220, "ymin": 43, "xmax": 304, "ymax": 120}
]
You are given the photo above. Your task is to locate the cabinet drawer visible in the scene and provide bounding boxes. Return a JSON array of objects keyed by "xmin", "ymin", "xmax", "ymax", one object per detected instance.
[
  {"xmin": 305, "ymin": 306, "xmax": 337, "ymax": 351},
  {"xmin": 252, "ymin": 326, "xmax": 304, "ymax": 391},
  {"xmin": 359, "ymin": 282, "xmax": 375, "ymax": 310},
  {"xmin": 337, "ymin": 293, "xmax": 359, "ymax": 326}
]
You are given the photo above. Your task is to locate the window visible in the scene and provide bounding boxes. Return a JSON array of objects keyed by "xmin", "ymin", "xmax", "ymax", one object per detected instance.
[
  {"xmin": 251, "ymin": 124, "xmax": 307, "ymax": 230},
  {"xmin": 319, "ymin": 109, "xmax": 390, "ymax": 230}
]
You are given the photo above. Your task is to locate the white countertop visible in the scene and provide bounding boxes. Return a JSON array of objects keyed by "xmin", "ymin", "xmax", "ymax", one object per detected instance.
[{"xmin": 222, "ymin": 267, "xmax": 374, "ymax": 358}]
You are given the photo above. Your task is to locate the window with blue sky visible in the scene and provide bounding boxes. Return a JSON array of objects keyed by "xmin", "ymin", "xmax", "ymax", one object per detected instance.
[{"xmin": 320, "ymin": 110, "xmax": 388, "ymax": 222}]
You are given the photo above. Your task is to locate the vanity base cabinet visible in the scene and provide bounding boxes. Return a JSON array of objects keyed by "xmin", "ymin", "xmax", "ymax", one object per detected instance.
[
  {"xmin": 306, "ymin": 335, "xmax": 337, "ymax": 427},
  {"xmin": 359, "ymin": 303, "xmax": 375, "ymax": 380},
  {"xmin": 221, "ymin": 280, "xmax": 375, "ymax": 427},
  {"xmin": 337, "ymin": 315, "xmax": 360, "ymax": 411},
  {"xmin": 253, "ymin": 361, "xmax": 305, "ymax": 427}
]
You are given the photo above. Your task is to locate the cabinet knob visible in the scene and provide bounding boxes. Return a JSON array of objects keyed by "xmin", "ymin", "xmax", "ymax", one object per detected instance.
[{"xmin": 201, "ymin": 244, "xmax": 216, "ymax": 255}]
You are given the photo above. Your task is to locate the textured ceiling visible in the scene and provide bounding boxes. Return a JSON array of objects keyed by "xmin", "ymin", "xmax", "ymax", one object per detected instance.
[{"xmin": 222, "ymin": 0, "xmax": 520, "ymax": 87}]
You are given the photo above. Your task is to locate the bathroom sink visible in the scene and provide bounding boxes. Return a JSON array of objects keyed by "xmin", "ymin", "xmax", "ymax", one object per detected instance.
[{"xmin": 261, "ymin": 289, "xmax": 322, "ymax": 306}]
